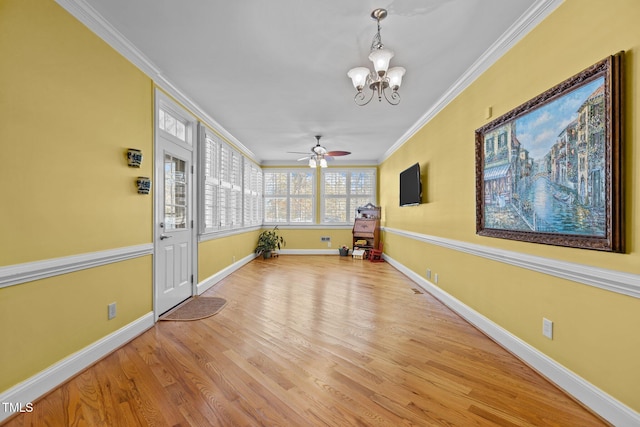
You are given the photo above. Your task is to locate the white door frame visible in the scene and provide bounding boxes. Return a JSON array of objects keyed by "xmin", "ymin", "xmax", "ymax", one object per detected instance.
[{"xmin": 153, "ymin": 90, "xmax": 198, "ymax": 320}]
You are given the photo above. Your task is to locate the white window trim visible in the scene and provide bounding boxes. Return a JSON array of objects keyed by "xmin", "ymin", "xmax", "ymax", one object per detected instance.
[
  {"xmin": 199, "ymin": 125, "xmax": 263, "ymax": 235},
  {"xmin": 243, "ymin": 158, "xmax": 263, "ymax": 227},
  {"xmin": 320, "ymin": 168, "xmax": 377, "ymax": 225},
  {"xmin": 262, "ymin": 169, "xmax": 316, "ymax": 225}
]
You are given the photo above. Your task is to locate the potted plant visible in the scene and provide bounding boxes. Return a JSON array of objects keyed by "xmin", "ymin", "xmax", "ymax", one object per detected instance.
[
  {"xmin": 255, "ymin": 226, "xmax": 286, "ymax": 259},
  {"xmin": 339, "ymin": 245, "xmax": 349, "ymax": 256}
]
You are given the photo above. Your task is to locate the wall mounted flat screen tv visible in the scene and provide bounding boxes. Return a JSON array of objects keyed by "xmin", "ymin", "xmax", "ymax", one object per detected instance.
[{"xmin": 399, "ymin": 162, "xmax": 422, "ymax": 207}]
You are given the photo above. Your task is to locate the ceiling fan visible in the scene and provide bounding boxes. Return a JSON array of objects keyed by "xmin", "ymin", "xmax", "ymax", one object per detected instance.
[{"xmin": 289, "ymin": 135, "xmax": 351, "ymax": 167}]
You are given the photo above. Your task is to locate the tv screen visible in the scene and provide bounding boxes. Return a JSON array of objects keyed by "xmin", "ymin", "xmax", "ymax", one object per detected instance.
[{"xmin": 399, "ymin": 162, "xmax": 422, "ymax": 207}]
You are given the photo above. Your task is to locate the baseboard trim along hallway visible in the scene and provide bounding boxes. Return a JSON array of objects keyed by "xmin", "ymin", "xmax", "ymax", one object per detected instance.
[
  {"xmin": 384, "ymin": 254, "xmax": 640, "ymax": 427},
  {"xmin": 0, "ymin": 313, "xmax": 154, "ymax": 423}
]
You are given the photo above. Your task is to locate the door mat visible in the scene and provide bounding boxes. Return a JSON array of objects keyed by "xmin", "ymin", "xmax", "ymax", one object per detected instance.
[{"xmin": 159, "ymin": 296, "xmax": 227, "ymax": 321}]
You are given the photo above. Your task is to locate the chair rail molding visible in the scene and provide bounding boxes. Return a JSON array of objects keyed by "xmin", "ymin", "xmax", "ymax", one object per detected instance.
[
  {"xmin": 0, "ymin": 244, "xmax": 153, "ymax": 289},
  {"xmin": 383, "ymin": 227, "xmax": 640, "ymax": 299}
]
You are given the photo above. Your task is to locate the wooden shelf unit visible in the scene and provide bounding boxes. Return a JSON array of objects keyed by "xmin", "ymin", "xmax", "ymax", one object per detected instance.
[
  {"xmin": 352, "ymin": 218, "xmax": 380, "ymax": 251},
  {"xmin": 352, "ymin": 204, "xmax": 381, "ymax": 252}
]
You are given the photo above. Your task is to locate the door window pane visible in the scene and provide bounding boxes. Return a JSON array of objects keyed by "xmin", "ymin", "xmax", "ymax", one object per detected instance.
[{"xmin": 164, "ymin": 154, "xmax": 187, "ymax": 230}]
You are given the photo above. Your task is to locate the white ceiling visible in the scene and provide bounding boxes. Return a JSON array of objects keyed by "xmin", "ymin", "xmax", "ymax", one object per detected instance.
[{"xmin": 71, "ymin": 0, "xmax": 554, "ymax": 165}]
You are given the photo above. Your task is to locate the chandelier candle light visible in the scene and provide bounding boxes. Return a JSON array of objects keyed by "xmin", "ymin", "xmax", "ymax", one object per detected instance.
[{"xmin": 348, "ymin": 8, "xmax": 405, "ymax": 106}]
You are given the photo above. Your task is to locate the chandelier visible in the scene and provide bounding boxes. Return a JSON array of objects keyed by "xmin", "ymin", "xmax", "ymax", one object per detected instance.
[{"xmin": 347, "ymin": 8, "xmax": 406, "ymax": 106}]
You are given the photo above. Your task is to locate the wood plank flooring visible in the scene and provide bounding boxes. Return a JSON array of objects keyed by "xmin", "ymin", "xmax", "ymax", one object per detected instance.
[{"xmin": 3, "ymin": 255, "xmax": 608, "ymax": 426}]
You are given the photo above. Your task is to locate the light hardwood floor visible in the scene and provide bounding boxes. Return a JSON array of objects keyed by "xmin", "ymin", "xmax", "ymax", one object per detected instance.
[{"xmin": 4, "ymin": 255, "xmax": 608, "ymax": 426}]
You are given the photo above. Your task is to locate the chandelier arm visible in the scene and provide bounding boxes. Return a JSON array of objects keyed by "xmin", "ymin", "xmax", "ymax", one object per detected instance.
[
  {"xmin": 354, "ymin": 89, "xmax": 375, "ymax": 106},
  {"xmin": 382, "ymin": 87, "xmax": 401, "ymax": 106}
]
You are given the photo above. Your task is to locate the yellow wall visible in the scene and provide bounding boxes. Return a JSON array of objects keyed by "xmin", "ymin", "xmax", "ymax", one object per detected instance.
[
  {"xmin": 3, "ymin": 0, "xmax": 637, "ymax": 416},
  {"xmin": 281, "ymin": 228, "xmax": 353, "ymax": 251},
  {"xmin": 0, "ymin": 257, "xmax": 152, "ymax": 391},
  {"xmin": 0, "ymin": 0, "xmax": 153, "ymax": 392},
  {"xmin": 198, "ymin": 230, "xmax": 261, "ymax": 279},
  {"xmin": 380, "ymin": 0, "xmax": 640, "ymax": 411},
  {"xmin": 0, "ymin": 0, "xmax": 153, "ymax": 264}
]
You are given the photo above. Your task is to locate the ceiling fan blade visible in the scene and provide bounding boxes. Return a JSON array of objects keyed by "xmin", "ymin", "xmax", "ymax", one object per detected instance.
[
  {"xmin": 289, "ymin": 136, "xmax": 350, "ymax": 161},
  {"xmin": 326, "ymin": 151, "xmax": 351, "ymax": 157}
]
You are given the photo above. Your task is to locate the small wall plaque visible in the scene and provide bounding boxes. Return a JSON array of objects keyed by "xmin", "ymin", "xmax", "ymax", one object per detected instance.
[
  {"xmin": 127, "ymin": 148, "xmax": 143, "ymax": 167},
  {"xmin": 136, "ymin": 176, "xmax": 151, "ymax": 194}
]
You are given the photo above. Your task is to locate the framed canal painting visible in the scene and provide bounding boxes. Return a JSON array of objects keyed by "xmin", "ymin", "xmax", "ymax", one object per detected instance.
[{"xmin": 475, "ymin": 52, "xmax": 624, "ymax": 252}]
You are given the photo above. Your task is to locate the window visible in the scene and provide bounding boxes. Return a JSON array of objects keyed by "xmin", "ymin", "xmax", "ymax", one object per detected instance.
[
  {"xmin": 485, "ymin": 136, "xmax": 495, "ymax": 154},
  {"xmin": 202, "ymin": 132, "xmax": 220, "ymax": 232},
  {"xmin": 244, "ymin": 159, "xmax": 262, "ymax": 227},
  {"xmin": 263, "ymin": 170, "xmax": 315, "ymax": 223},
  {"xmin": 201, "ymin": 128, "xmax": 262, "ymax": 233},
  {"xmin": 219, "ymin": 143, "xmax": 243, "ymax": 229},
  {"xmin": 321, "ymin": 169, "xmax": 376, "ymax": 224},
  {"xmin": 159, "ymin": 107, "xmax": 190, "ymax": 144},
  {"xmin": 164, "ymin": 154, "xmax": 188, "ymax": 230}
]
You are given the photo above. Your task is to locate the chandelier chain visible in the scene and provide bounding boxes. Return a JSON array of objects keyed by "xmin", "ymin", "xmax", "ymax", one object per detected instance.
[{"xmin": 370, "ymin": 19, "xmax": 384, "ymax": 51}]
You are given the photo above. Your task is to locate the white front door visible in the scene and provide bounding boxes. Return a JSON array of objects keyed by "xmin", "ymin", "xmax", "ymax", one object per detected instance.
[{"xmin": 155, "ymin": 138, "xmax": 193, "ymax": 315}]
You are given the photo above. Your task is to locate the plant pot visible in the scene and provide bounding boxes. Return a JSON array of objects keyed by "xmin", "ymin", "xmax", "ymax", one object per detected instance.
[
  {"xmin": 262, "ymin": 250, "xmax": 272, "ymax": 259},
  {"xmin": 339, "ymin": 248, "xmax": 349, "ymax": 256}
]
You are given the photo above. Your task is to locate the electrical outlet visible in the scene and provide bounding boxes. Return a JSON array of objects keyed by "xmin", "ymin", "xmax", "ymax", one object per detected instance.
[
  {"xmin": 426, "ymin": 269, "xmax": 431, "ymax": 279},
  {"xmin": 108, "ymin": 302, "xmax": 117, "ymax": 320},
  {"xmin": 328, "ymin": 241, "xmax": 331, "ymax": 248},
  {"xmin": 434, "ymin": 273, "xmax": 439, "ymax": 284},
  {"xmin": 542, "ymin": 318, "xmax": 553, "ymax": 339}
]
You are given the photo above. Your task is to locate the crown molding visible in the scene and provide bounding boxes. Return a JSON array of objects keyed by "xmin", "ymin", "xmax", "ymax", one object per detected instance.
[
  {"xmin": 260, "ymin": 159, "xmax": 379, "ymax": 167},
  {"xmin": 380, "ymin": 0, "xmax": 564, "ymax": 163},
  {"xmin": 54, "ymin": 0, "xmax": 257, "ymax": 164}
]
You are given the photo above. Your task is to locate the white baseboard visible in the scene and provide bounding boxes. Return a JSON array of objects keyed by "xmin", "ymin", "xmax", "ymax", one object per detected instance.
[
  {"xmin": 0, "ymin": 312, "xmax": 154, "ymax": 423},
  {"xmin": 384, "ymin": 255, "xmax": 640, "ymax": 427},
  {"xmin": 279, "ymin": 249, "xmax": 337, "ymax": 255},
  {"xmin": 196, "ymin": 250, "xmax": 340, "ymax": 296},
  {"xmin": 382, "ymin": 227, "xmax": 640, "ymax": 299},
  {"xmin": 196, "ymin": 253, "xmax": 256, "ymax": 295},
  {"xmin": 5, "ymin": 254, "xmax": 636, "ymax": 425}
]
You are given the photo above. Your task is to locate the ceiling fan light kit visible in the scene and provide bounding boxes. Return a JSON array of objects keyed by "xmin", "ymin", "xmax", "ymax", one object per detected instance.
[
  {"xmin": 309, "ymin": 157, "xmax": 327, "ymax": 168},
  {"xmin": 348, "ymin": 8, "xmax": 406, "ymax": 106},
  {"xmin": 289, "ymin": 136, "xmax": 351, "ymax": 168}
]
